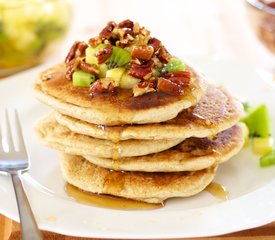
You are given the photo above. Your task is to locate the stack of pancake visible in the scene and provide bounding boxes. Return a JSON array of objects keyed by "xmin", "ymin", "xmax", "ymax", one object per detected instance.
[{"xmin": 34, "ymin": 63, "xmax": 244, "ymax": 204}]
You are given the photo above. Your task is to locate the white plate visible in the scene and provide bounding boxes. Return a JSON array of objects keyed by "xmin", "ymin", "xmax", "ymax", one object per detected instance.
[{"xmin": 0, "ymin": 57, "xmax": 275, "ymax": 239}]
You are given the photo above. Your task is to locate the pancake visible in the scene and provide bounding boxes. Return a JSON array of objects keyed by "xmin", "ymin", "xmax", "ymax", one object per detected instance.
[
  {"xmin": 82, "ymin": 123, "xmax": 245, "ymax": 172},
  {"xmin": 54, "ymin": 85, "xmax": 243, "ymax": 141},
  {"xmin": 34, "ymin": 63, "xmax": 207, "ymax": 126},
  {"xmin": 60, "ymin": 153, "xmax": 217, "ymax": 203},
  {"xmin": 35, "ymin": 114, "xmax": 184, "ymax": 158}
]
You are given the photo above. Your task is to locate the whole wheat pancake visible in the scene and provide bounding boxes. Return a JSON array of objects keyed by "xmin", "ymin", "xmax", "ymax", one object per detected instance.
[
  {"xmin": 34, "ymin": 63, "xmax": 206, "ymax": 126},
  {"xmin": 55, "ymin": 85, "xmax": 243, "ymax": 141},
  {"xmin": 36, "ymin": 114, "xmax": 184, "ymax": 158},
  {"xmin": 60, "ymin": 153, "xmax": 217, "ymax": 203},
  {"xmin": 82, "ymin": 123, "xmax": 245, "ymax": 172}
]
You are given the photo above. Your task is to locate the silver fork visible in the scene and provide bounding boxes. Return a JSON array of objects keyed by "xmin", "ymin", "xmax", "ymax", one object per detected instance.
[{"xmin": 0, "ymin": 109, "xmax": 42, "ymax": 240}]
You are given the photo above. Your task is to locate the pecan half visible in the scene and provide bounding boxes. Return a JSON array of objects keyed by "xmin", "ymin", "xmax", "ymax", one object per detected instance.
[
  {"xmin": 148, "ymin": 38, "xmax": 161, "ymax": 53},
  {"xmin": 65, "ymin": 41, "xmax": 88, "ymax": 64},
  {"xmin": 164, "ymin": 71, "xmax": 191, "ymax": 86},
  {"xmin": 65, "ymin": 58, "xmax": 80, "ymax": 80},
  {"xmin": 89, "ymin": 78, "xmax": 116, "ymax": 96},
  {"xmin": 157, "ymin": 77, "xmax": 184, "ymax": 95},
  {"xmin": 118, "ymin": 19, "xmax": 134, "ymax": 29},
  {"xmin": 131, "ymin": 45, "xmax": 154, "ymax": 61},
  {"xmin": 128, "ymin": 60, "xmax": 153, "ymax": 79},
  {"xmin": 96, "ymin": 44, "xmax": 113, "ymax": 64},
  {"xmin": 65, "ymin": 41, "xmax": 80, "ymax": 64},
  {"xmin": 100, "ymin": 21, "xmax": 116, "ymax": 39},
  {"xmin": 79, "ymin": 61, "xmax": 99, "ymax": 75},
  {"xmin": 158, "ymin": 45, "xmax": 171, "ymax": 63}
]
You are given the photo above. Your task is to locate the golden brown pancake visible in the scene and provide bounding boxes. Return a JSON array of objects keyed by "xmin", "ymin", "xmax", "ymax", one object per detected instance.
[
  {"xmin": 55, "ymin": 85, "xmax": 243, "ymax": 141},
  {"xmin": 60, "ymin": 153, "xmax": 217, "ymax": 203},
  {"xmin": 34, "ymin": 63, "xmax": 207, "ymax": 126},
  {"xmin": 35, "ymin": 114, "xmax": 184, "ymax": 158},
  {"xmin": 82, "ymin": 123, "xmax": 245, "ymax": 172}
]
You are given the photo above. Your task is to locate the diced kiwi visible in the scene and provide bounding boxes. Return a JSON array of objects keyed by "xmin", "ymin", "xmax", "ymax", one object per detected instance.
[
  {"xmin": 86, "ymin": 44, "xmax": 107, "ymax": 65},
  {"xmin": 260, "ymin": 150, "xmax": 275, "ymax": 167},
  {"xmin": 120, "ymin": 72, "xmax": 141, "ymax": 89},
  {"xmin": 252, "ymin": 137, "xmax": 273, "ymax": 155},
  {"xmin": 72, "ymin": 70, "xmax": 95, "ymax": 87},
  {"xmin": 165, "ymin": 58, "xmax": 186, "ymax": 72},
  {"xmin": 106, "ymin": 67, "xmax": 125, "ymax": 86},
  {"xmin": 242, "ymin": 104, "xmax": 271, "ymax": 138},
  {"xmin": 107, "ymin": 46, "xmax": 131, "ymax": 69}
]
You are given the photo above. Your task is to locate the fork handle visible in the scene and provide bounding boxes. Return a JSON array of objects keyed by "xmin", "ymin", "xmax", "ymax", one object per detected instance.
[{"xmin": 11, "ymin": 173, "xmax": 42, "ymax": 240}]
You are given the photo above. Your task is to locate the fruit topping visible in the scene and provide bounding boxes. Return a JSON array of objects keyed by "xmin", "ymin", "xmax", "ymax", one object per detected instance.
[{"xmin": 64, "ymin": 20, "xmax": 191, "ymax": 96}]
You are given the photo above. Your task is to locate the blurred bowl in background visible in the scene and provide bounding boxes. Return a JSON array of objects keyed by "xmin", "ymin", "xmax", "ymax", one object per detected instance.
[
  {"xmin": 246, "ymin": 0, "xmax": 275, "ymax": 54},
  {"xmin": 0, "ymin": 0, "xmax": 71, "ymax": 77}
]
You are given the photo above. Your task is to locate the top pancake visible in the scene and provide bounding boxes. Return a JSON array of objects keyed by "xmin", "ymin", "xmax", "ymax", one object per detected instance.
[
  {"xmin": 34, "ymin": 63, "xmax": 207, "ymax": 126},
  {"xmin": 54, "ymin": 85, "xmax": 243, "ymax": 141}
]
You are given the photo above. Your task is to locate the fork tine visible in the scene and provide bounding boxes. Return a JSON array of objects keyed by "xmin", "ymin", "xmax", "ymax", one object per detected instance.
[
  {"xmin": 14, "ymin": 109, "xmax": 27, "ymax": 153},
  {"xmin": 5, "ymin": 109, "xmax": 15, "ymax": 151}
]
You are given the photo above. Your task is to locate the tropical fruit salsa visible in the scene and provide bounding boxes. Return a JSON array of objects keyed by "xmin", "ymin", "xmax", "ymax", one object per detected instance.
[{"xmin": 64, "ymin": 19, "xmax": 190, "ymax": 97}]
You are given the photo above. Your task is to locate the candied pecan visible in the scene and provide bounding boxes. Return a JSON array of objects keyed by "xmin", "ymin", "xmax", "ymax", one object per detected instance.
[
  {"xmin": 157, "ymin": 77, "xmax": 184, "ymax": 95},
  {"xmin": 133, "ymin": 82, "xmax": 155, "ymax": 97},
  {"xmin": 65, "ymin": 41, "xmax": 88, "ymax": 64},
  {"xmin": 65, "ymin": 41, "xmax": 80, "ymax": 64},
  {"xmin": 96, "ymin": 44, "xmax": 113, "ymax": 64},
  {"xmin": 79, "ymin": 61, "xmax": 99, "ymax": 75},
  {"xmin": 131, "ymin": 45, "xmax": 154, "ymax": 61},
  {"xmin": 148, "ymin": 38, "xmax": 161, "ymax": 53},
  {"xmin": 88, "ymin": 36, "xmax": 102, "ymax": 48},
  {"xmin": 158, "ymin": 45, "xmax": 171, "ymax": 63},
  {"xmin": 128, "ymin": 60, "xmax": 154, "ymax": 79},
  {"xmin": 100, "ymin": 21, "xmax": 116, "ymax": 39},
  {"xmin": 89, "ymin": 78, "xmax": 116, "ymax": 96},
  {"xmin": 164, "ymin": 71, "xmax": 191, "ymax": 78},
  {"xmin": 65, "ymin": 58, "xmax": 80, "ymax": 80},
  {"xmin": 118, "ymin": 19, "xmax": 134, "ymax": 29}
]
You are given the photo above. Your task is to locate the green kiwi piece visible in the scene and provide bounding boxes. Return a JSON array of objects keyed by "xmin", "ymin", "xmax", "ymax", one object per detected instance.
[{"xmin": 107, "ymin": 46, "xmax": 131, "ymax": 69}]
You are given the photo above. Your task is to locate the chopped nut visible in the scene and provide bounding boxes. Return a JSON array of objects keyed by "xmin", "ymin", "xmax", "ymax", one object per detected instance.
[
  {"xmin": 89, "ymin": 78, "xmax": 116, "ymax": 96},
  {"xmin": 79, "ymin": 61, "xmax": 99, "ymax": 75},
  {"xmin": 65, "ymin": 41, "xmax": 88, "ymax": 64},
  {"xmin": 100, "ymin": 21, "xmax": 116, "ymax": 39},
  {"xmin": 131, "ymin": 45, "xmax": 154, "ymax": 61},
  {"xmin": 148, "ymin": 37, "xmax": 161, "ymax": 53},
  {"xmin": 65, "ymin": 41, "xmax": 80, "ymax": 64},
  {"xmin": 158, "ymin": 45, "xmax": 171, "ymax": 63},
  {"xmin": 157, "ymin": 77, "xmax": 184, "ymax": 95},
  {"xmin": 96, "ymin": 44, "xmax": 113, "ymax": 64},
  {"xmin": 133, "ymin": 82, "xmax": 155, "ymax": 97},
  {"xmin": 118, "ymin": 19, "xmax": 134, "ymax": 29},
  {"xmin": 133, "ymin": 22, "xmax": 140, "ymax": 34},
  {"xmin": 128, "ymin": 60, "xmax": 153, "ymax": 79},
  {"xmin": 88, "ymin": 36, "xmax": 102, "ymax": 48},
  {"xmin": 65, "ymin": 58, "xmax": 80, "ymax": 80}
]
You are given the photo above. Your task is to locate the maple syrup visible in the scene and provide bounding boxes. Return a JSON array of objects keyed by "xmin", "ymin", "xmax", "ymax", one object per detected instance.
[
  {"xmin": 205, "ymin": 182, "xmax": 228, "ymax": 201},
  {"xmin": 66, "ymin": 183, "xmax": 163, "ymax": 210}
]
